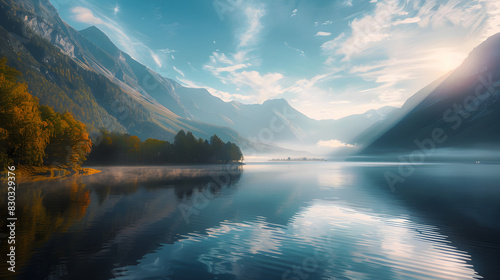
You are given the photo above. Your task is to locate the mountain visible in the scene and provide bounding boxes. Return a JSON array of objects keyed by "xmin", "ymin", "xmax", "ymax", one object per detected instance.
[
  {"xmin": 176, "ymin": 84, "xmax": 396, "ymax": 146},
  {"xmin": 0, "ymin": 0, "xmax": 244, "ymax": 143},
  {"xmin": 78, "ymin": 24, "xmax": 397, "ymax": 147},
  {"xmin": 0, "ymin": 0, "xmax": 397, "ymax": 156},
  {"xmin": 360, "ymin": 33, "xmax": 500, "ymax": 157}
]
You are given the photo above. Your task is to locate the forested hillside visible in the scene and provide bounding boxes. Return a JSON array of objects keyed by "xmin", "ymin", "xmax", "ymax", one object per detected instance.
[
  {"xmin": 0, "ymin": 57, "xmax": 91, "ymax": 168},
  {"xmin": 0, "ymin": 0, "xmax": 246, "ymax": 144}
]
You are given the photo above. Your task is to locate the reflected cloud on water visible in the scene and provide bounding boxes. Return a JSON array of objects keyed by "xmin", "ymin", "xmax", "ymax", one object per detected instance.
[{"xmin": 2, "ymin": 163, "xmax": 499, "ymax": 280}]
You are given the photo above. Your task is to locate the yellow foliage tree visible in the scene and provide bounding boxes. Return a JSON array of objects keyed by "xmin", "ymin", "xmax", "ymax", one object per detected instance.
[{"xmin": 0, "ymin": 57, "xmax": 48, "ymax": 165}]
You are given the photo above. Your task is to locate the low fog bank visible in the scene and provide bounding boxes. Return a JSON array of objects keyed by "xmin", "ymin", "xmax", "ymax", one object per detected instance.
[
  {"xmin": 347, "ymin": 148, "xmax": 500, "ymax": 163},
  {"xmin": 241, "ymin": 142, "xmax": 362, "ymax": 162}
]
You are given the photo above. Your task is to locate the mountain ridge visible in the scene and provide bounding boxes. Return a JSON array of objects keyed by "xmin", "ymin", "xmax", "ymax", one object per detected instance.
[
  {"xmin": 360, "ymin": 32, "xmax": 500, "ymax": 156},
  {"xmin": 1, "ymin": 0, "xmax": 399, "ymax": 156}
]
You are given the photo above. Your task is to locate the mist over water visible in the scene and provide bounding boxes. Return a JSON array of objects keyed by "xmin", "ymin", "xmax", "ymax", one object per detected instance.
[{"xmin": 1, "ymin": 163, "xmax": 499, "ymax": 280}]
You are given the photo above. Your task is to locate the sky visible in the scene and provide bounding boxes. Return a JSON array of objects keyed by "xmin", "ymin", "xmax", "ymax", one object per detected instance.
[{"xmin": 51, "ymin": 0, "xmax": 500, "ymax": 120}]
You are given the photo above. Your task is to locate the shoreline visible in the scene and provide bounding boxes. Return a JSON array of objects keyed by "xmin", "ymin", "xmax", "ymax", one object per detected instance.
[
  {"xmin": 1, "ymin": 165, "xmax": 101, "ymax": 183},
  {"xmin": 2, "ymin": 162, "xmax": 245, "ymax": 183}
]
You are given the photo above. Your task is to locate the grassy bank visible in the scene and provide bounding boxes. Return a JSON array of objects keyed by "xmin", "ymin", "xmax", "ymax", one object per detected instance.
[{"xmin": 1, "ymin": 165, "xmax": 101, "ymax": 183}]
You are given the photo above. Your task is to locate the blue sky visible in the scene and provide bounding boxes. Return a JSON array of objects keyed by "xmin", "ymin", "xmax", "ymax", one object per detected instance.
[{"xmin": 51, "ymin": 0, "xmax": 500, "ymax": 119}]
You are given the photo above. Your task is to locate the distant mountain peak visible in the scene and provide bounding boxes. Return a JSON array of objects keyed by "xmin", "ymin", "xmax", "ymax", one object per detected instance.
[
  {"xmin": 80, "ymin": 25, "xmax": 119, "ymax": 56},
  {"xmin": 262, "ymin": 98, "xmax": 290, "ymax": 106},
  {"xmin": 80, "ymin": 25, "xmax": 103, "ymax": 35}
]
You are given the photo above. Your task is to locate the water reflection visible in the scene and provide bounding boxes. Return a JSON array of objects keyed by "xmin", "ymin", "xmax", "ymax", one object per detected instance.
[
  {"xmin": 0, "ymin": 165, "xmax": 242, "ymax": 280},
  {"xmin": 0, "ymin": 177, "xmax": 91, "ymax": 279},
  {"xmin": 110, "ymin": 163, "xmax": 497, "ymax": 280},
  {"xmin": 359, "ymin": 163, "xmax": 500, "ymax": 279},
  {"xmin": 1, "ymin": 163, "xmax": 499, "ymax": 280}
]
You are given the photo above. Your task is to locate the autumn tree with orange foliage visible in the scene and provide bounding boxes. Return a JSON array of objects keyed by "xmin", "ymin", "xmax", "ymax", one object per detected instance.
[{"xmin": 0, "ymin": 57, "xmax": 92, "ymax": 168}]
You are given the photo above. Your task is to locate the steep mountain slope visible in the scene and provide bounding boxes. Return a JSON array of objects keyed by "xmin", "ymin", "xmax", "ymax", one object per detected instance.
[
  {"xmin": 0, "ymin": 0, "xmax": 398, "ymax": 154},
  {"xmin": 78, "ymin": 26, "xmax": 191, "ymax": 118},
  {"xmin": 0, "ymin": 0, "xmax": 244, "ymax": 143},
  {"xmin": 79, "ymin": 24, "xmax": 396, "ymax": 146},
  {"xmin": 361, "ymin": 33, "xmax": 500, "ymax": 155},
  {"xmin": 352, "ymin": 73, "xmax": 451, "ymax": 148}
]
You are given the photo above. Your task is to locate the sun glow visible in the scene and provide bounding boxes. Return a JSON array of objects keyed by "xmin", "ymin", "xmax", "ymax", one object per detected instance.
[{"xmin": 430, "ymin": 48, "xmax": 468, "ymax": 73}]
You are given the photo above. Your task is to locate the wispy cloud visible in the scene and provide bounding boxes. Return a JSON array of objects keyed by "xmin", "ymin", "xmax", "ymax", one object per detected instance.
[
  {"xmin": 158, "ymin": 48, "xmax": 177, "ymax": 54},
  {"xmin": 323, "ymin": 0, "xmax": 405, "ymax": 61},
  {"xmin": 177, "ymin": 77, "xmax": 253, "ymax": 102},
  {"xmin": 284, "ymin": 41, "xmax": 305, "ymax": 57},
  {"xmin": 315, "ymin": 31, "xmax": 332, "ymax": 36},
  {"xmin": 238, "ymin": 6, "xmax": 265, "ymax": 48},
  {"xmin": 71, "ymin": 5, "xmax": 165, "ymax": 69},
  {"xmin": 229, "ymin": 71, "xmax": 285, "ymax": 102},
  {"xmin": 150, "ymin": 51, "xmax": 162, "ymax": 68},
  {"xmin": 71, "ymin": 7, "xmax": 103, "ymax": 24},
  {"xmin": 201, "ymin": 3, "xmax": 277, "ymax": 102},
  {"xmin": 173, "ymin": 66, "xmax": 184, "ymax": 77},
  {"xmin": 314, "ymin": 20, "xmax": 333, "ymax": 26},
  {"xmin": 313, "ymin": 0, "xmax": 500, "ymax": 118},
  {"xmin": 392, "ymin": 16, "xmax": 420, "ymax": 25},
  {"xmin": 187, "ymin": 62, "xmax": 197, "ymax": 72}
]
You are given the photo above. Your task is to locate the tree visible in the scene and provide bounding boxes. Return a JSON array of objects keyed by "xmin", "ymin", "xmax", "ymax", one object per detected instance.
[
  {"xmin": 210, "ymin": 134, "xmax": 225, "ymax": 162},
  {"xmin": 86, "ymin": 129, "xmax": 243, "ymax": 165},
  {"xmin": 0, "ymin": 58, "xmax": 92, "ymax": 168},
  {"xmin": 0, "ymin": 57, "xmax": 48, "ymax": 165},
  {"xmin": 40, "ymin": 106, "xmax": 92, "ymax": 167}
]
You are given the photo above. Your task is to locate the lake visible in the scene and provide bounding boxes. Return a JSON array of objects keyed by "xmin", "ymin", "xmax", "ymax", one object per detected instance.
[{"xmin": 1, "ymin": 162, "xmax": 500, "ymax": 280}]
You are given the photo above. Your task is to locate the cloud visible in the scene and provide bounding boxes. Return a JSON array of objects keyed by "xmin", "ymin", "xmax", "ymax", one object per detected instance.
[
  {"xmin": 187, "ymin": 62, "xmax": 197, "ymax": 72},
  {"xmin": 228, "ymin": 71, "xmax": 285, "ymax": 102},
  {"xmin": 204, "ymin": 52, "xmax": 251, "ymax": 74},
  {"xmin": 314, "ymin": 20, "xmax": 333, "ymax": 26},
  {"xmin": 315, "ymin": 31, "xmax": 332, "ymax": 37},
  {"xmin": 393, "ymin": 16, "xmax": 421, "ymax": 25},
  {"xmin": 177, "ymin": 77, "xmax": 253, "ymax": 102},
  {"xmin": 286, "ymin": 73, "xmax": 335, "ymax": 94},
  {"xmin": 482, "ymin": 0, "xmax": 500, "ymax": 39},
  {"xmin": 213, "ymin": 64, "xmax": 249, "ymax": 73},
  {"xmin": 330, "ymin": 0, "xmax": 405, "ymax": 61},
  {"xmin": 291, "ymin": 8, "xmax": 298, "ymax": 17},
  {"xmin": 238, "ymin": 6, "xmax": 265, "ymax": 48},
  {"xmin": 284, "ymin": 41, "xmax": 305, "ymax": 57},
  {"xmin": 317, "ymin": 139, "xmax": 356, "ymax": 148},
  {"xmin": 71, "ymin": 6, "xmax": 165, "ymax": 70},
  {"xmin": 158, "ymin": 48, "xmax": 177, "ymax": 54},
  {"xmin": 150, "ymin": 51, "xmax": 162, "ymax": 68},
  {"xmin": 199, "ymin": 0, "xmax": 500, "ymax": 120},
  {"xmin": 173, "ymin": 66, "xmax": 184, "ymax": 77},
  {"xmin": 312, "ymin": 0, "xmax": 500, "ymax": 119},
  {"xmin": 201, "ymin": 3, "xmax": 276, "ymax": 103},
  {"xmin": 71, "ymin": 7, "xmax": 103, "ymax": 24}
]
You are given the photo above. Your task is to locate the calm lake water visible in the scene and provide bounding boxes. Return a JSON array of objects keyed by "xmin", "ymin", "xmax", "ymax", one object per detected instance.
[{"xmin": 1, "ymin": 162, "xmax": 500, "ymax": 280}]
